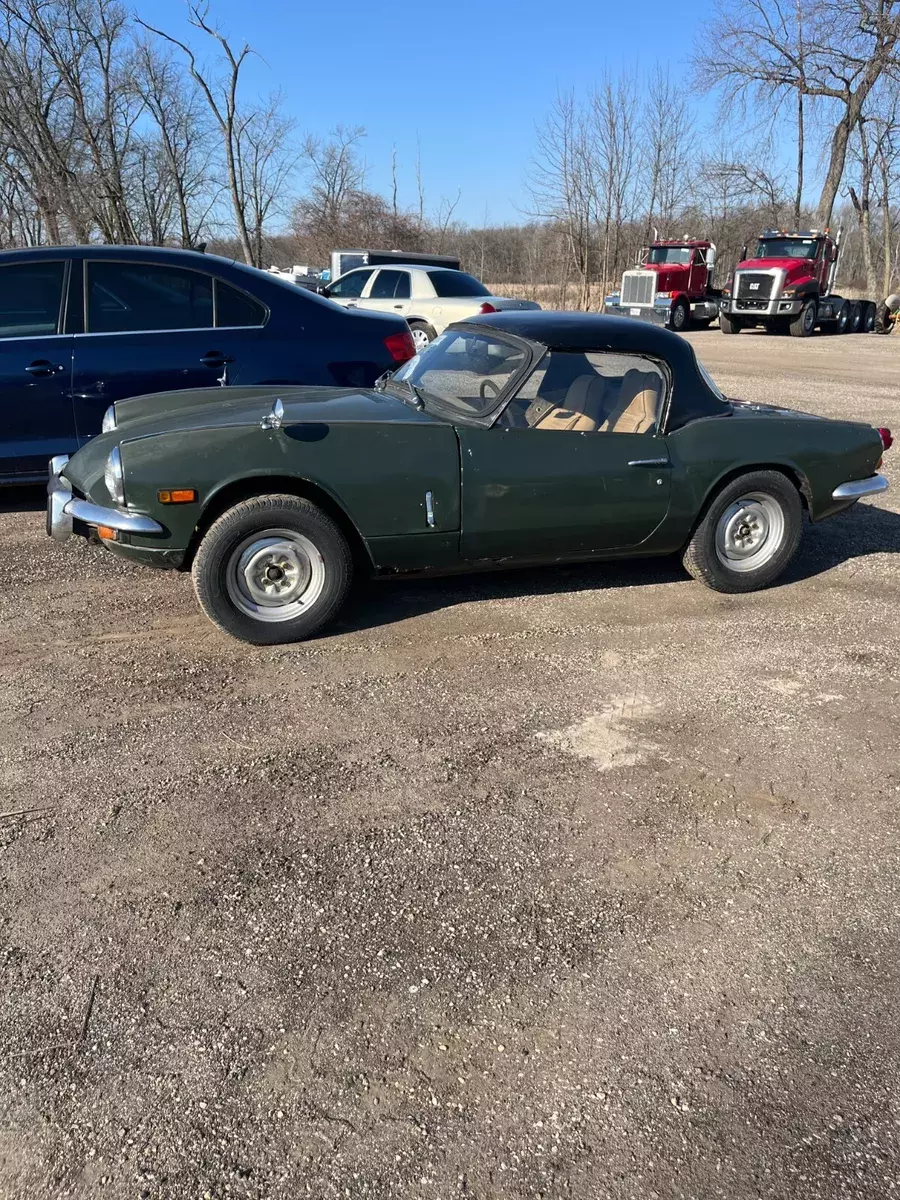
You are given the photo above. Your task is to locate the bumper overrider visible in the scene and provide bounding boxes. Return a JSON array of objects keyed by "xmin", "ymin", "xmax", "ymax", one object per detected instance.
[
  {"xmin": 831, "ymin": 474, "xmax": 889, "ymax": 500},
  {"xmin": 46, "ymin": 454, "xmax": 164, "ymax": 543}
]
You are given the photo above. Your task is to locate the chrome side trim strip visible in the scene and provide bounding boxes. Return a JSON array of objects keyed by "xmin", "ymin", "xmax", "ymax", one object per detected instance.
[
  {"xmin": 832, "ymin": 473, "xmax": 889, "ymax": 499},
  {"xmin": 628, "ymin": 457, "xmax": 670, "ymax": 467}
]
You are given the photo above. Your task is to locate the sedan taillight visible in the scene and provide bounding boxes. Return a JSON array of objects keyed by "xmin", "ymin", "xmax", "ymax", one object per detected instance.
[
  {"xmin": 384, "ymin": 330, "xmax": 415, "ymax": 363},
  {"xmin": 878, "ymin": 426, "xmax": 893, "ymax": 451},
  {"xmin": 478, "ymin": 302, "xmax": 498, "ymax": 314}
]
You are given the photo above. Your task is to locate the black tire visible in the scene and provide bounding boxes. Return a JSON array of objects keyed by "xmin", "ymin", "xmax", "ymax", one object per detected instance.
[
  {"xmin": 875, "ymin": 302, "xmax": 894, "ymax": 334},
  {"xmin": 789, "ymin": 299, "xmax": 817, "ymax": 337},
  {"xmin": 848, "ymin": 301, "xmax": 863, "ymax": 333},
  {"xmin": 408, "ymin": 320, "xmax": 437, "ymax": 353},
  {"xmin": 835, "ymin": 301, "xmax": 851, "ymax": 334},
  {"xmin": 668, "ymin": 298, "xmax": 689, "ymax": 332},
  {"xmin": 192, "ymin": 494, "xmax": 353, "ymax": 645},
  {"xmin": 862, "ymin": 300, "xmax": 876, "ymax": 332},
  {"xmin": 719, "ymin": 311, "xmax": 741, "ymax": 334},
  {"xmin": 682, "ymin": 470, "xmax": 803, "ymax": 594}
]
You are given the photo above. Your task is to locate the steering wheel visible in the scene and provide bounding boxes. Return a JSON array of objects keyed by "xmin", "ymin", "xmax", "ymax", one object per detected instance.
[{"xmin": 479, "ymin": 378, "xmax": 501, "ymax": 401}]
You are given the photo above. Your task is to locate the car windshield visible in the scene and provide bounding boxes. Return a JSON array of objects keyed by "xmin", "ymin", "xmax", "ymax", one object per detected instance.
[
  {"xmin": 392, "ymin": 329, "xmax": 526, "ymax": 417},
  {"xmin": 647, "ymin": 246, "xmax": 692, "ymax": 265},
  {"xmin": 755, "ymin": 238, "xmax": 819, "ymax": 260}
]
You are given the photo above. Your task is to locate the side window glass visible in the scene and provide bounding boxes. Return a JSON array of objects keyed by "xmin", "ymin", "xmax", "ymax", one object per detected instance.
[
  {"xmin": 87, "ymin": 262, "xmax": 213, "ymax": 333},
  {"xmin": 369, "ymin": 270, "xmax": 409, "ymax": 299},
  {"xmin": 0, "ymin": 261, "xmax": 66, "ymax": 338},
  {"xmin": 500, "ymin": 351, "xmax": 664, "ymax": 435},
  {"xmin": 215, "ymin": 280, "xmax": 266, "ymax": 327},
  {"xmin": 328, "ymin": 269, "xmax": 373, "ymax": 298}
]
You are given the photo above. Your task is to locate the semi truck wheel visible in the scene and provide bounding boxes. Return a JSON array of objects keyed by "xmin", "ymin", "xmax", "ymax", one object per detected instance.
[
  {"xmin": 863, "ymin": 301, "xmax": 876, "ymax": 332},
  {"xmin": 848, "ymin": 301, "xmax": 863, "ymax": 333},
  {"xmin": 836, "ymin": 301, "xmax": 850, "ymax": 334},
  {"xmin": 719, "ymin": 311, "xmax": 741, "ymax": 334},
  {"xmin": 668, "ymin": 298, "xmax": 689, "ymax": 332},
  {"xmin": 789, "ymin": 300, "xmax": 817, "ymax": 338}
]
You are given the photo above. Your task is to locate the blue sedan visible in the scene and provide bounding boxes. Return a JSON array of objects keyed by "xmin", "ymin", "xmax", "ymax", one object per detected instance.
[{"xmin": 0, "ymin": 245, "xmax": 415, "ymax": 482}]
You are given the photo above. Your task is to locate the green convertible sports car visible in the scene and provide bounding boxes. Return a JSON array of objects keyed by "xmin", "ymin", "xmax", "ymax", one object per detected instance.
[{"xmin": 47, "ymin": 311, "xmax": 891, "ymax": 645}]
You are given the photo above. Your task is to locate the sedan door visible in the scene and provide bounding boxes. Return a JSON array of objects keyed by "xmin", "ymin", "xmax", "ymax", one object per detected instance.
[
  {"xmin": 0, "ymin": 259, "xmax": 75, "ymax": 479},
  {"xmin": 322, "ymin": 268, "xmax": 375, "ymax": 309},
  {"xmin": 71, "ymin": 259, "xmax": 258, "ymax": 440},
  {"xmin": 356, "ymin": 269, "xmax": 412, "ymax": 319},
  {"xmin": 458, "ymin": 349, "xmax": 672, "ymax": 561}
]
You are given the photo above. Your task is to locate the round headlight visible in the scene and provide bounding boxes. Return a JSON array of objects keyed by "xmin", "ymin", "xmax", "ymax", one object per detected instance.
[
  {"xmin": 101, "ymin": 405, "xmax": 117, "ymax": 433},
  {"xmin": 104, "ymin": 446, "xmax": 125, "ymax": 506}
]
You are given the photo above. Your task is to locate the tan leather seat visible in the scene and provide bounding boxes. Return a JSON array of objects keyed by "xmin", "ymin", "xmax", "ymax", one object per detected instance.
[
  {"xmin": 600, "ymin": 369, "xmax": 659, "ymax": 434},
  {"xmin": 528, "ymin": 374, "xmax": 609, "ymax": 432}
]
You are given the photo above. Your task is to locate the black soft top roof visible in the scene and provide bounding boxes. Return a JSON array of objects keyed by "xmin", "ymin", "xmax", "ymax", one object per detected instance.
[{"xmin": 460, "ymin": 311, "xmax": 730, "ymax": 430}]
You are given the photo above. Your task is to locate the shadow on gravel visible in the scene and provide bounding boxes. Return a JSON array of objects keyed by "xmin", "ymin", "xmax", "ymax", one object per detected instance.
[
  {"xmin": 789, "ymin": 500, "xmax": 900, "ymax": 581},
  {"xmin": 0, "ymin": 484, "xmax": 44, "ymax": 514},
  {"xmin": 335, "ymin": 500, "xmax": 900, "ymax": 635}
]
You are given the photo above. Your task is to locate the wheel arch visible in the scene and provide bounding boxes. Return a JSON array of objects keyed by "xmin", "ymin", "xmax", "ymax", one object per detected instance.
[
  {"xmin": 183, "ymin": 473, "xmax": 374, "ymax": 573},
  {"xmin": 690, "ymin": 461, "xmax": 811, "ymax": 540}
]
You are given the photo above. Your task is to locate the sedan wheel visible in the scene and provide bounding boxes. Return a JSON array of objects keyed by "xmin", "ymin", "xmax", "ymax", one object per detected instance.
[
  {"xmin": 409, "ymin": 320, "xmax": 436, "ymax": 353},
  {"xmin": 682, "ymin": 470, "xmax": 803, "ymax": 593},
  {"xmin": 192, "ymin": 494, "xmax": 352, "ymax": 644}
]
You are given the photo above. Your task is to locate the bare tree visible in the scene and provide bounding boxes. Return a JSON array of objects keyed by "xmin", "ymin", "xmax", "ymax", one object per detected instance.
[
  {"xmin": 641, "ymin": 67, "xmax": 694, "ymax": 239},
  {"xmin": 138, "ymin": 3, "xmax": 259, "ymax": 263},
  {"xmin": 234, "ymin": 94, "xmax": 295, "ymax": 266},
  {"xmin": 699, "ymin": 0, "xmax": 900, "ymax": 227}
]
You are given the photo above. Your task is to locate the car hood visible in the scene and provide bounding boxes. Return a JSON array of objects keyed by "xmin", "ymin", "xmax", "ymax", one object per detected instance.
[{"xmin": 110, "ymin": 384, "xmax": 439, "ymax": 440}]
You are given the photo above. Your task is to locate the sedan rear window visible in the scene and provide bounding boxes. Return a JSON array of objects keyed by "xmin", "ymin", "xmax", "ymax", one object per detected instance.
[{"xmin": 427, "ymin": 270, "xmax": 491, "ymax": 298}]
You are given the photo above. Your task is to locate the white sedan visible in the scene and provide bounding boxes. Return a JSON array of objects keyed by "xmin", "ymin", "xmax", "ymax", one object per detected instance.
[{"xmin": 321, "ymin": 263, "xmax": 541, "ymax": 352}]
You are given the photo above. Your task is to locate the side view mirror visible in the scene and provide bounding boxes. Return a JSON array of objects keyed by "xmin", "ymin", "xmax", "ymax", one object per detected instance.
[{"xmin": 317, "ymin": 285, "xmax": 331, "ymax": 297}]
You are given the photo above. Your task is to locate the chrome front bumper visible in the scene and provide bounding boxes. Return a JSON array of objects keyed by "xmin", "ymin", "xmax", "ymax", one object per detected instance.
[
  {"xmin": 832, "ymin": 473, "xmax": 889, "ymax": 500},
  {"xmin": 720, "ymin": 297, "xmax": 803, "ymax": 318},
  {"xmin": 46, "ymin": 454, "xmax": 164, "ymax": 542}
]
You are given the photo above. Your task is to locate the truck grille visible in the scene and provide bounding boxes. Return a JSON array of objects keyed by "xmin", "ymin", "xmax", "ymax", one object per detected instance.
[
  {"xmin": 621, "ymin": 270, "xmax": 655, "ymax": 306},
  {"xmin": 736, "ymin": 272, "xmax": 775, "ymax": 300}
]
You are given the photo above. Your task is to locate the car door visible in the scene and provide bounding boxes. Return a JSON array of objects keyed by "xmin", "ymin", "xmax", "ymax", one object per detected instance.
[
  {"xmin": 357, "ymin": 269, "xmax": 412, "ymax": 319},
  {"xmin": 71, "ymin": 258, "xmax": 258, "ymax": 440},
  {"xmin": 0, "ymin": 258, "xmax": 76, "ymax": 479},
  {"xmin": 458, "ymin": 349, "xmax": 672, "ymax": 561},
  {"xmin": 323, "ymin": 268, "xmax": 375, "ymax": 309}
]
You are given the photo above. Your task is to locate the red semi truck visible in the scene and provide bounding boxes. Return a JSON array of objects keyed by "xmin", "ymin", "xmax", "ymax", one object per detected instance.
[
  {"xmin": 604, "ymin": 239, "xmax": 721, "ymax": 331},
  {"xmin": 718, "ymin": 229, "xmax": 876, "ymax": 337}
]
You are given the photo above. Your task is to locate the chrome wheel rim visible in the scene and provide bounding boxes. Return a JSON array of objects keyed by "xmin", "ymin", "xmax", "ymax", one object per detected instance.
[
  {"xmin": 803, "ymin": 305, "xmax": 815, "ymax": 332},
  {"xmin": 672, "ymin": 305, "xmax": 686, "ymax": 330},
  {"xmin": 411, "ymin": 326, "xmax": 431, "ymax": 352},
  {"xmin": 226, "ymin": 529, "xmax": 326, "ymax": 622},
  {"xmin": 715, "ymin": 492, "xmax": 786, "ymax": 573}
]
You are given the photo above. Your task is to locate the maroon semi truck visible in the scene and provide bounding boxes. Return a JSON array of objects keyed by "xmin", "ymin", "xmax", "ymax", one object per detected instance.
[
  {"xmin": 718, "ymin": 229, "xmax": 876, "ymax": 336},
  {"xmin": 604, "ymin": 239, "xmax": 721, "ymax": 330}
]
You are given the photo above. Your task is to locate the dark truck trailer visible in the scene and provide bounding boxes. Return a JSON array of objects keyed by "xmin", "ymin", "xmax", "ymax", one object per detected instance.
[
  {"xmin": 330, "ymin": 249, "xmax": 460, "ymax": 279},
  {"xmin": 718, "ymin": 229, "xmax": 876, "ymax": 337},
  {"xmin": 604, "ymin": 239, "xmax": 721, "ymax": 331}
]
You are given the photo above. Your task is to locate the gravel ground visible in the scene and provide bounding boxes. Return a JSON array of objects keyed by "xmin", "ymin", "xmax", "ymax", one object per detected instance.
[{"xmin": 1, "ymin": 329, "xmax": 899, "ymax": 1200}]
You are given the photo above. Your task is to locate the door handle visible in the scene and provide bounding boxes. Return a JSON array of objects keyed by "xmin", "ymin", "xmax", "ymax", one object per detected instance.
[
  {"xmin": 394, "ymin": 304, "xmax": 403, "ymax": 309},
  {"xmin": 26, "ymin": 360, "xmax": 63, "ymax": 377},
  {"xmin": 200, "ymin": 352, "xmax": 235, "ymax": 367},
  {"xmin": 628, "ymin": 457, "xmax": 670, "ymax": 467}
]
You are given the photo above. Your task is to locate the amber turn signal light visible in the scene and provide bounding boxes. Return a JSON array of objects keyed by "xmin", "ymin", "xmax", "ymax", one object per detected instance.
[
  {"xmin": 97, "ymin": 526, "xmax": 117, "ymax": 540},
  {"xmin": 157, "ymin": 489, "xmax": 198, "ymax": 504}
]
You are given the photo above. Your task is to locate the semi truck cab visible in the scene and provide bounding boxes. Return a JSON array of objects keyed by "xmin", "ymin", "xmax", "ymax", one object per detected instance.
[{"xmin": 605, "ymin": 240, "xmax": 720, "ymax": 331}]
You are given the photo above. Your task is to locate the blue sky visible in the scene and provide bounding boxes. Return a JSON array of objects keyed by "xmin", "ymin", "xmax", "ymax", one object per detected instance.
[{"xmin": 141, "ymin": 0, "xmax": 717, "ymax": 224}]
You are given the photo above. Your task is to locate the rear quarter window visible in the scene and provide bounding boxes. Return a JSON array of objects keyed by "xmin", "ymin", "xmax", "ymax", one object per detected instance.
[{"xmin": 427, "ymin": 271, "xmax": 491, "ymax": 298}]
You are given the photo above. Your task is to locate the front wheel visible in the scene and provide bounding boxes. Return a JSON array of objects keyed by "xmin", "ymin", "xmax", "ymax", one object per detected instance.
[
  {"xmin": 192, "ymin": 494, "xmax": 353, "ymax": 644},
  {"xmin": 719, "ymin": 311, "xmax": 741, "ymax": 334},
  {"xmin": 682, "ymin": 470, "xmax": 803, "ymax": 594},
  {"xmin": 668, "ymin": 299, "xmax": 689, "ymax": 332},
  {"xmin": 789, "ymin": 299, "xmax": 817, "ymax": 337}
]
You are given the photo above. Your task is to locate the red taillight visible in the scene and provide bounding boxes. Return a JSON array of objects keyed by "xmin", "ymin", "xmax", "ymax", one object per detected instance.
[
  {"xmin": 878, "ymin": 426, "xmax": 893, "ymax": 451},
  {"xmin": 478, "ymin": 302, "xmax": 498, "ymax": 314},
  {"xmin": 384, "ymin": 330, "xmax": 415, "ymax": 363}
]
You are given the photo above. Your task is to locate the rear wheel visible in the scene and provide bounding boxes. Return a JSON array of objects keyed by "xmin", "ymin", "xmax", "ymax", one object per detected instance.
[
  {"xmin": 719, "ymin": 311, "xmax": 741, "ymax": 334},
  {"xmin": 836, "ymin": 301, "xmax": 851, "ymax": 334},
  {"xmin": 789, "ymin": 299, "xmax": 817, "ymax": 337},
  {"xmin": 192, "ymin": 494, "xmax": 353, "ymax": 644},
  {"xmin": 862, "ymin": 300, "xmax": 876, "ymax": 332},
  {"xmin": 682, "ymin": 470, "xmax": 803, "ymax": 594},
  {"xmin": 848, "ymin": 301, "xmax": 863, "ymax": 333},
  {"xmin": 408, "ymin": 320, "xmax": 436, "ymax": 353}
]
